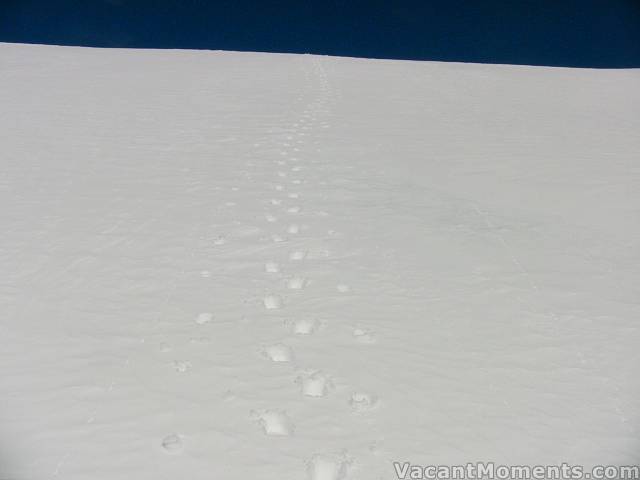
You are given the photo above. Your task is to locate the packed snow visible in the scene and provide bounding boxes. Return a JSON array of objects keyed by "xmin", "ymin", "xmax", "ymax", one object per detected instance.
[{"xmin": 1, "ymin": 43, "xmax": 639, "ymax": 479}]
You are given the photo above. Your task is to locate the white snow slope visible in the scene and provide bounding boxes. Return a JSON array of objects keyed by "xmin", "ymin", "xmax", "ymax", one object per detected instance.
[{"xmin": 1, "ymin": 43, "xmax": 639, "ymax": 479}]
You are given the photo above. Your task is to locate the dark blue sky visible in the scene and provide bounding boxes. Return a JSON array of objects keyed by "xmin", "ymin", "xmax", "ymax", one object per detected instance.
[{"xmin": 1, "ymin": 0, "xmax": 639, "ymax": 67}]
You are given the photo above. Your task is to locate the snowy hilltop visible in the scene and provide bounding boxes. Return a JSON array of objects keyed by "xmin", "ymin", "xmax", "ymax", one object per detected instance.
[{"xmin": 1, "ymin": 43, "xmax": 639, "ymax": 479}]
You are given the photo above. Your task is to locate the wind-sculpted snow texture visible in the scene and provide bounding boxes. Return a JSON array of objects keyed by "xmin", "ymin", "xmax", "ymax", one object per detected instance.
[{"xmin": 1, "ymin": 43, "xmax": 639, "ymax": 479}]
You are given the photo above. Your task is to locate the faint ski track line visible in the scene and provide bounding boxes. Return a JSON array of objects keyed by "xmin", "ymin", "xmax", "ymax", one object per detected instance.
[
  {"xmin": 472, "ymin": 204, "xmax": 538, "ymax": 291},
  {"xmin": 472, "ymin": 204, "xmax": 561, "ymax": 325},
  {"xmin": 46, "ymin": 211, "xmax": 161, "ymax": 478}
]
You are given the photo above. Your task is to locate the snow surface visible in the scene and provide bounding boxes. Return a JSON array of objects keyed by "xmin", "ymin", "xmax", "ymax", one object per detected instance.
[{"xmin": 1, "ymin": 43, "xmax": 639, "ymax": 479}]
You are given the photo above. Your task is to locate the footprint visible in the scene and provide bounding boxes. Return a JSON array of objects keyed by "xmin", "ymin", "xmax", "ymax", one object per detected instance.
[
  {"xmin": 195, "ymin": 312, "xmax": 213, "ymax": 325},
  {"xmin": 270, "ymin": 198, "xmax": 282, "ymax": 205},
  {"xmin": 263, "ymin": 294, "xmax": 283, "ymax": 310},
  {"xmin": 353, "ymin": 328, "xmax": 376, "ymax": 344},
  {"xmin": 287, "ymin": 276, "xmax": 307, "ymax": 290},
  {"xmin": 289, "ymin": 250, "xmax": 306, "ymax": 261},
  {"xmin": 222, "ymin": 390, "xmax": 236, "ymax": 402},
  {"xmin": 251, "ymin": 410, "xmax": 295, "ymax": 436},
  {"xmin": 287, "ymin": 206, "xmax": 301, "ymax": 214},
  {"xmin": 368, "ymin": 440, "xmax": 382, "ymax": 453},
  {"xmin": 265, "ymin": 214, "xmax": 278, "ymax": 223},
  {"xmin": 297, "ymin": 371, "xmax": 333, "ymax": 397},
  {"xmin": 265, "ymin": 261, "xmax": 280, "ymax": 273},
  {"xmin": 306, "ymin": 453, "xmax": 350, "ymax": 480},
  {"xmin": 336, "ymin": 284, "xmax": 350, "ymax": 293},
  {"xmin": 286, "ymin": 318, "xmax": 319, "ymax": 335},
  {"xmin": 160, "ymin": 434, "xmax": 184, "ymax": 454},
  {"xmin": 263, "ymin": 343, "xmax": 294, "ymax": 362},
  {"xmin": 349, "ymin": 392, "xmax": 379, "ymax": 413},
  {"xmin": 213, "ymin": 235, "xmax": 226, "ymax": 246},
  {"xmin": 287, "ymin": 224, "xmax": 300, "ymax": 234},
  {"xmin": 173, "ymin": 360, "xmax": 192, "ymax": 373}
]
